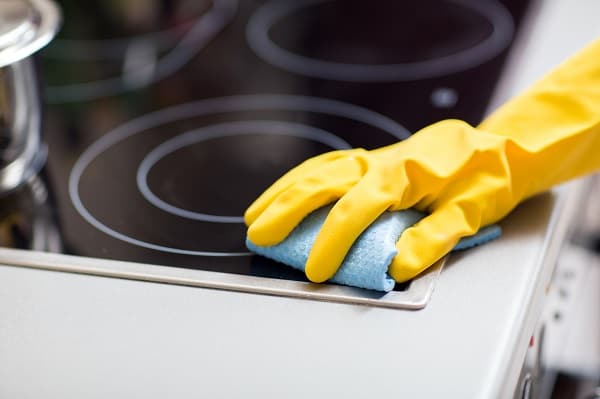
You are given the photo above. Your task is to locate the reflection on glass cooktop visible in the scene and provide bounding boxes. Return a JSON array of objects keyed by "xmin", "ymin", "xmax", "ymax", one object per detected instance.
[{"xmin": 4, "ymin": 0, "xmax": 533, "ymax": 289}]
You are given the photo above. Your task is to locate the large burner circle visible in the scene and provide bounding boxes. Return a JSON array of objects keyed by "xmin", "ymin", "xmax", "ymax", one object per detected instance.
[
  {"xmin": 247, "ymin": 0, "xmax": 514, "ymax": 81},
  {"xmin": 69, "ymin": 94, "xmax": 410, "ymax": 256}
]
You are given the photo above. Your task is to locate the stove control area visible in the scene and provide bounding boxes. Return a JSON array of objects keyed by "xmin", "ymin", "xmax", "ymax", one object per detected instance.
[{"xmin": 523, "ymin": 177, "xmax": 600, "ymax": 399}]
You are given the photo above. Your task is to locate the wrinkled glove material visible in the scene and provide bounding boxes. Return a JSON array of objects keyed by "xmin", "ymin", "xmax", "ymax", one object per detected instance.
[{"xmin": 247, "ymin": 205, "xmax": 501, "ymax": 291}]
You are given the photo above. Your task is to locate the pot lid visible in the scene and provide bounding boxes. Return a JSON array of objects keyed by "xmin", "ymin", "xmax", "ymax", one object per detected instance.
[{"xmin": 0, "ymin": 0, "xmax": 60, "ymax": 67}]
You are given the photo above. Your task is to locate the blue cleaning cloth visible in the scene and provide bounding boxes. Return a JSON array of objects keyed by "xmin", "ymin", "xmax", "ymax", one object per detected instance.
[{"xmin": 246, "ymin": 205, "xmax": 501, "ymax": 292}]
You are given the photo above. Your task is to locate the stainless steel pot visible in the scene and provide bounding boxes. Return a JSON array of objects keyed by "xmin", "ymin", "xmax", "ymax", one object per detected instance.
[{"xmin": 0, "ymin": 0, "xmax": 59, "ymax": 195}]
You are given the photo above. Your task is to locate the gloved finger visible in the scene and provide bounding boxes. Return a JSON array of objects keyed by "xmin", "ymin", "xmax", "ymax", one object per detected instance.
[
  {"xmin": 247, "ymin": 155, "xmax": 365, "ymax": 246},
  {"xmin": 388, "ymin": 203, "xmax": 481, "ymax": 283},
  {"xmin": 244, "ymin": 149, "xmax": 358, "ymax": 226},
  {"xmin": 387, "ymin": 161, "xmax": 444, "ymax": 212},
  {"xmin": 304, "ymin": 167, "xmax": 402, "ymax": 283}
]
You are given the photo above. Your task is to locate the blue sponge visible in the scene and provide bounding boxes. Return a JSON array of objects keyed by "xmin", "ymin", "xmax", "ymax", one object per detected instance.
[{"xmin": 246, "ymin": 205, "xmax": 501, "ymax": 292}]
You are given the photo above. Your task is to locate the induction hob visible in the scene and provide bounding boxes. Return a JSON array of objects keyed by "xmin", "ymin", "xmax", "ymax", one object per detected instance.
[{"xmin": 0, "ymin": 0, "xmax": 532, "ymax": 307}]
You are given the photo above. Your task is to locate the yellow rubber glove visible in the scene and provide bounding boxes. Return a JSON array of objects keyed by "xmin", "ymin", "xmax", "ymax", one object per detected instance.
[{"xmin": 245, "ymin": 39, "xmax": 600, "ymax": 283}]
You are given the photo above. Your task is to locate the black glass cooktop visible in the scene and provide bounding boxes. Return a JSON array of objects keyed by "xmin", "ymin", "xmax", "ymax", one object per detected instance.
[{"xmin": 2, "ymin": 0, "xmax": 532, "ymax": 284}]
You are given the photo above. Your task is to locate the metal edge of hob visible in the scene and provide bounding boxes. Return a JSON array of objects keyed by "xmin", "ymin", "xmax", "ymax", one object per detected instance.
[{"xmin": 0, "ymin": 248, "xmax": 444, "ymax": 310}]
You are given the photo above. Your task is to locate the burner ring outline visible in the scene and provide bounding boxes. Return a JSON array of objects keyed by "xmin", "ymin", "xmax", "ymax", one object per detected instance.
[
  {"xmin": 137, "ymin": 120, "xmax": 352, "ymax": 223},
  {"xmin": 44, "ymin": 0, "xmax": 239, "ymax": 103},
  {"xmin": 246, "ymin": 0, "xmax": 515, "ymax": 82},
  {"xmin": 69, "ymin": 94, "xmax": 410, "ymax": 256}
]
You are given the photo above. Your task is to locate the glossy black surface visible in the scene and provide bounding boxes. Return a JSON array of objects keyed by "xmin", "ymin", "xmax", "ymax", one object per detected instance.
[{"xmin": 3, "ymin": 0, "xmax": 532, "ymax": 285}]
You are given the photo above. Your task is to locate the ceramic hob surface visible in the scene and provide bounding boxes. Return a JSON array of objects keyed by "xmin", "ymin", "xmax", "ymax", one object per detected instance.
[{"xmin": 2, "ymin": 0, "xmax": 532, "ymax": 290}]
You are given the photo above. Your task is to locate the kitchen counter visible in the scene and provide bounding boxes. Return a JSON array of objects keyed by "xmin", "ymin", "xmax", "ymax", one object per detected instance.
[{"xmin": 1, "ymin": 1, "xmax": 599, "ymax": 398}]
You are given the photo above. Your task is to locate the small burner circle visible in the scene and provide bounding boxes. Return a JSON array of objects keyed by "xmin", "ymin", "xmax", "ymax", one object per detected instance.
[
  {"xmin": 246, "ymin": 0, "xmax": 515, "ymax": 81},
  {"xmin": 69, "ymin": 94, "xmax": 409, "ymax": 256},
  {"xmin": 137, "ymin": 120, "xmax": 352, "ymax": 223}
]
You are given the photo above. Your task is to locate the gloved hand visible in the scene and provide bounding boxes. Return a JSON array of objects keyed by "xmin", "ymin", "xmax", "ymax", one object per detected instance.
[{"xmin": 245, "ymin": 39, "xmax": 600, "ymax": 283}]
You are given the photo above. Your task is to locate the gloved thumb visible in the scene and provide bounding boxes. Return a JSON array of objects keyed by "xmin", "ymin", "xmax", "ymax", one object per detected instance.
[{"xmin": 389, "ymin": 203, "xmax": 481, "ymax": 282}]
